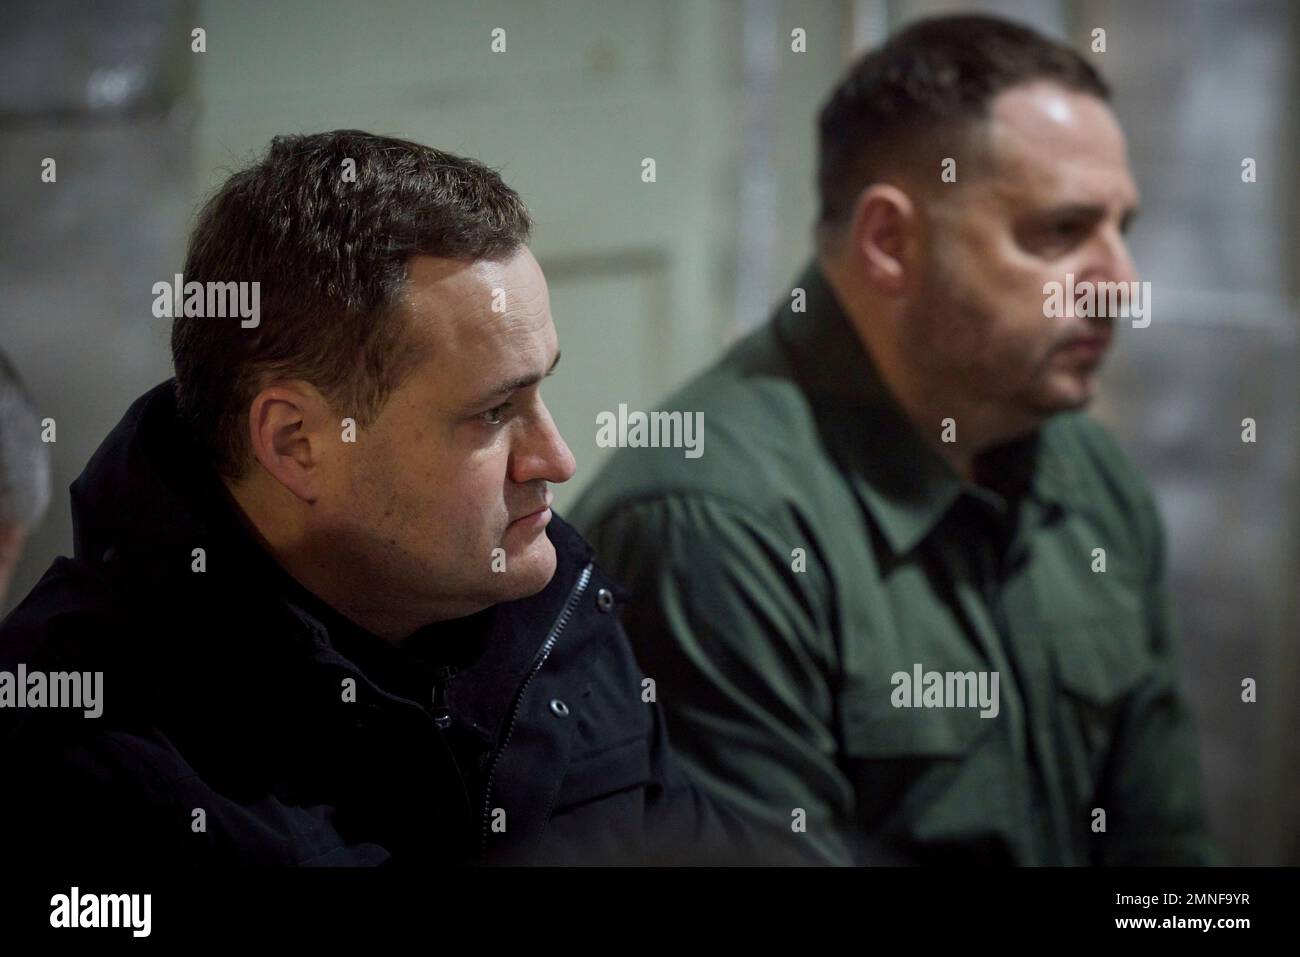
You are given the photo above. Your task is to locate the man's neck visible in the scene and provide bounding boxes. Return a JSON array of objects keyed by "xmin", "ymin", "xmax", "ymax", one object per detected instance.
[
  {"xmin": 871, "ymin": 352, "xmax": 1014, "ymax": 485},
  {"xmin": 819, "ymin": 260, "xmax": 1038, "ymax": 485},
  {"xmin": 221, "ymin": 476, "xmax": 449, "ymax": 644}
]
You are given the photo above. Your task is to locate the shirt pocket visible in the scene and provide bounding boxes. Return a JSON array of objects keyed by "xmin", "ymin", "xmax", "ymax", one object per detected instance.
[
  {"xmin": 838, "ymin": 683, "xmax": 1004, "ymax": 855},
  {"xmin": 1048, "ymin": 611, "xmax": 1154, "ymax": 785},
  {"xmin": 841, "ymin": 686, "xmax": 998, "ymax": 758}
]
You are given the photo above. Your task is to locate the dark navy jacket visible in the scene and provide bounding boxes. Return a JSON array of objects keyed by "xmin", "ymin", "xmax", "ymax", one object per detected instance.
[{"xmin": 0, "ymin": 381, "xmax": 757, "ymax": 866}]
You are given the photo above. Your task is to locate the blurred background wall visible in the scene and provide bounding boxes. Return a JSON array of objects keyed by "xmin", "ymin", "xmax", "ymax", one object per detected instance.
[{"xmin": 2, "ymin": 0, "xmax": 1296, "ymax": 864}]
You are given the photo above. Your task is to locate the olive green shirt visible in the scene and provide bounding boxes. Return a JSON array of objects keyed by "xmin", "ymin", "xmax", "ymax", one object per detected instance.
[{"xmin": 570, "ymin": 262, "xmax": 1217, "ymax": 866}]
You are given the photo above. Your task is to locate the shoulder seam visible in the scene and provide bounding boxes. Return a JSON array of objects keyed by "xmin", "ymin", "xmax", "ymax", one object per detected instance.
[{"xmin": 583, "ymin": 488, "xmax": 795, "ymax": 543}]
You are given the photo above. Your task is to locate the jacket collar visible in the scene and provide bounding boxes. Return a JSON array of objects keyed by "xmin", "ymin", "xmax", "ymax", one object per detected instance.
[{"xmin": 773, "ymin": 261, "xmax": 1087, "ymax": 556}]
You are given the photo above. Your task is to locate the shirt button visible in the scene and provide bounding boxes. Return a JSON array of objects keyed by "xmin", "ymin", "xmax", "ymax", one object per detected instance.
[
  {"xmin": 549, "ymin": 699, "xmax": 571, "ymax": 718},
  {"xmin": 595, "ymin": 588, "xmax": 615, "ymax": 613}
]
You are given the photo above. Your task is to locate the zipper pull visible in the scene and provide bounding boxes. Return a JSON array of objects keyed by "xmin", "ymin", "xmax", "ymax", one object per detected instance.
[{"xmin": 431, "ymin": 665, "xmax": 457, "ymax": 730}]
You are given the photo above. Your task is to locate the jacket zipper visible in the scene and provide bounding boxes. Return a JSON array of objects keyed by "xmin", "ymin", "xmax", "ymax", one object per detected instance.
[
  {"xmin": 431, "ymin": 665, "xmax": 457, "ymax": 730},
  {"xmin": 480, "ymin": 562, "xmax": 593, "ymax": 849}
]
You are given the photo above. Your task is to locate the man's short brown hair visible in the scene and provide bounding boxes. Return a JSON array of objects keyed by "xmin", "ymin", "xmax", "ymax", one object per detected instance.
[
  {"xmin": 816, "ymin": 14, "xmax": 1110, "ymax": 241},
  {"xmin": 172, "ymin": 130, "xmax": 533, "ymax": 479}
]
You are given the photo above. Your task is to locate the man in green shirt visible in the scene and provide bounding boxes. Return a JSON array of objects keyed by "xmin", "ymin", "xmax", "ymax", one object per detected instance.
[{"xmin": 571, "ymin": 15, "xmax": 1217, "ymax": 866}]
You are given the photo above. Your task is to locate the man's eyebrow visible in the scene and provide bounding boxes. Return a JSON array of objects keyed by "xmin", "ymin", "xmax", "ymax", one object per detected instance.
[
  {"xmin": 1037, "ymin": 202, "xmax": 1141, "ymax": 230},
  {"xmin": 468, "ymin": 351, "xmax": 561, "ymax": 407},
  {"xmin": 1039, "ymin": 203, "xmax": 1107, "ymax": 222}
]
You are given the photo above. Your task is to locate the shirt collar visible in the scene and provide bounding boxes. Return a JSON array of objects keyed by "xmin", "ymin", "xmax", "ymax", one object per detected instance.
[{"xmin": 773, "ymin": 261, "xmax": 1085, "ymax": 555}]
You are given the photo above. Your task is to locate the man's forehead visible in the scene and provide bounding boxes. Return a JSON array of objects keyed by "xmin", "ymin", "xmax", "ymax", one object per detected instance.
[
  {"xmin": 402, "ymin": 250, "xmax": 549, "ymax": 344},
  {"xmin": 398, "ymin": 249, "xmax": 555, "ymax": 401},
  {"xmin": 984, "ymin": 82, "xmax": 1138, "ymax": 208},
  {"xmin": 404, "ymin": 255, "xmax": 510, "ymax": 322}
]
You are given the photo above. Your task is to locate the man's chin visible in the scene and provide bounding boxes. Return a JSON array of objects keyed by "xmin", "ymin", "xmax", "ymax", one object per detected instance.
[
  {"xmin": 496, "ymin": 536, "xmax": 558, "ymax": 602},
  {"xmin": 1032, "ymin": 363, "xmax": 1101, "ymax": 413}
]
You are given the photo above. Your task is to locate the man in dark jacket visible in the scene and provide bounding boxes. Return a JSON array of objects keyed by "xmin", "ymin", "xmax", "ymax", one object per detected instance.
[{"xmin": 0, "ymin": 130, "xmax": 752, "ymax": 867}]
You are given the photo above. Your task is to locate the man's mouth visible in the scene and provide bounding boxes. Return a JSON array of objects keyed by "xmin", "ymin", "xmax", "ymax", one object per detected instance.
[
  {"xmin": 508, "ymin": 500, "xmax": 553, "ymax": 526},
  {"xmin": 1059, "ymin": 330, "xmax": 1112, "ymax": 358}
]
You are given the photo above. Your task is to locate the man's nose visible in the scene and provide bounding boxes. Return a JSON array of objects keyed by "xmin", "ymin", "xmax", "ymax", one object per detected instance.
[
  {"xmin": 510, "ymin": 402, "xmax": 577, "ymax": 486},
  {"xmin": 1087, "ymin": 224, "xmax": 1139, "ymax": 287}
]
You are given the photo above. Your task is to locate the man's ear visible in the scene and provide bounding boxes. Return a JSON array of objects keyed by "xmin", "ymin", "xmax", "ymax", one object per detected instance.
[
  {"xmin": 847, "ymin": 183, "xmax": 920, "ymax": 296},
  {"xmin": 244, "ymin": 382, "xmax": 333, "ymax": 503}
]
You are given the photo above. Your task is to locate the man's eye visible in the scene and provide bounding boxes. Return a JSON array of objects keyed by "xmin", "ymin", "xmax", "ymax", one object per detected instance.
[{"xmin": 481, "ymin": 402, "xmax": 512, "ymax": 426}]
